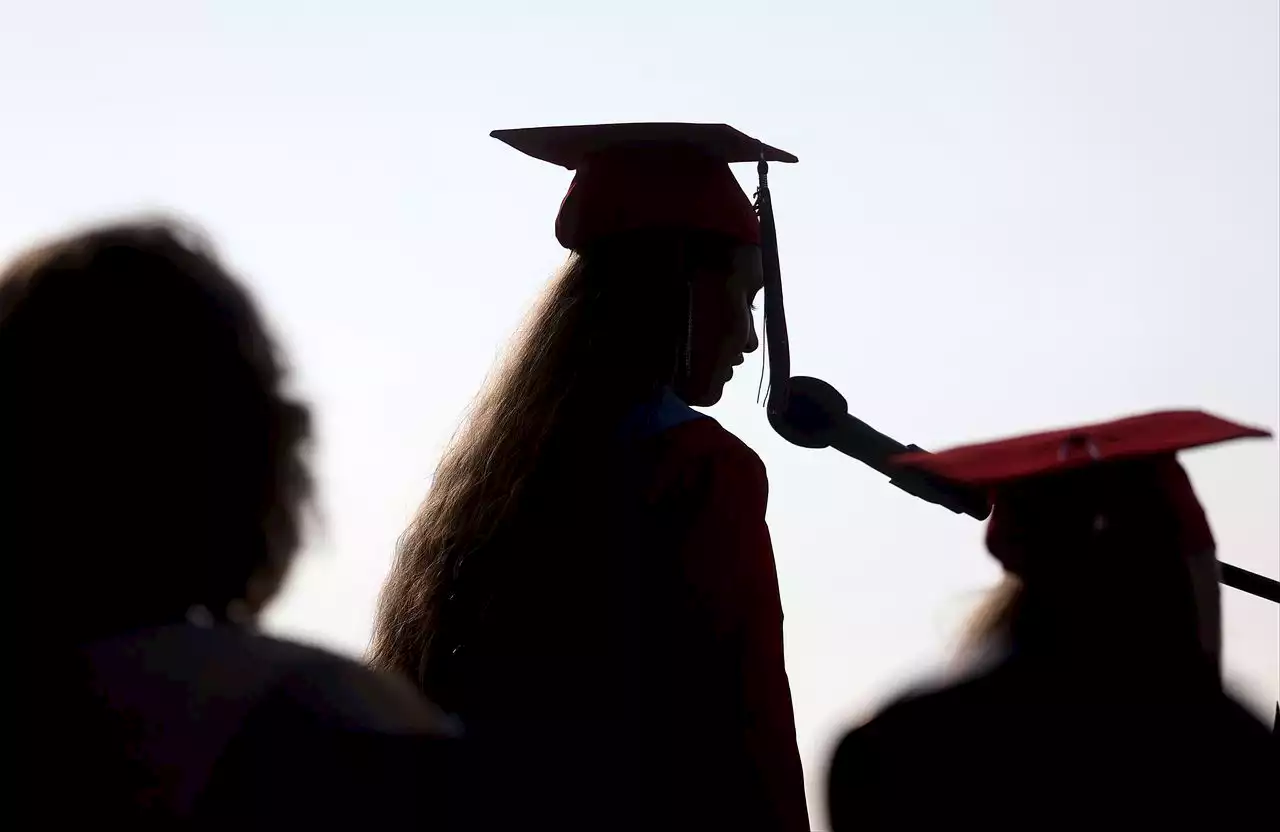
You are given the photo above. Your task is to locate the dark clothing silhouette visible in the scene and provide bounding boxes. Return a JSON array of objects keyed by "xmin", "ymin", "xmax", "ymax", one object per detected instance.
[
  {"xmin": 828, "ymin": 651, "xmax": 1277, "ymax": 831},
  {"xmin": 435, "ymin": 402, "xmax": 808, "ymax": 832},
  {"xmin": 36, "ymin": 623, "xmax": 460, "ymax": 830}
]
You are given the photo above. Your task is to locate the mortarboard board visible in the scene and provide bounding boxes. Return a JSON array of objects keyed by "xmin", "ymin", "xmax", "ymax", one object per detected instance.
[
  {"xmin": 892, "ymin": 411, "xmax": 1271, "ymax": 489},
  {"xmin": 890, "ymin": 410, "xmax": 1273, "ymax": 573},
  {"xmin": 491, "ymin": 122, "xmax": 797, "ymax": 250}
]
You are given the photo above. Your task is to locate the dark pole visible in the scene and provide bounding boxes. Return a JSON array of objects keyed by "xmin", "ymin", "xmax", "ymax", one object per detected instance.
[{"xmin": 1219, "ymin": 563, "xmax": 1280, "ymax": 604}]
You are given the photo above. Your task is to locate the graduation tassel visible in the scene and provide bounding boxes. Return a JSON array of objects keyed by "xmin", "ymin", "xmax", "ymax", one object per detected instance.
[
  {"xmin": 755, "ymin": 154, "xmax": 791, "ymax": 418},
  {"xmin": 756, "ymin": 324, "xmax": 769, "ymax": 405}
]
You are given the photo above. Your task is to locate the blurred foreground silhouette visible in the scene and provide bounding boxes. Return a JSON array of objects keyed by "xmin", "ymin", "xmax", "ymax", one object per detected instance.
[{"xmin": 2, "ymin": 220, "xmax": 458, "ymax": 829}]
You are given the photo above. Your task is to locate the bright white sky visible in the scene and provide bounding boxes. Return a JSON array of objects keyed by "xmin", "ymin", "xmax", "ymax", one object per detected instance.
[{"xmin": 3, "ymin": 1, "xmax": 1276, "ymax": 827}]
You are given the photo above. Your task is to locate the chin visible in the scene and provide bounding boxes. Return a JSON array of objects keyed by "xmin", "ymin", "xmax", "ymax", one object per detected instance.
[{"xmin": 684, "ymin": 383, "xmax": 725, "ymax": 408}]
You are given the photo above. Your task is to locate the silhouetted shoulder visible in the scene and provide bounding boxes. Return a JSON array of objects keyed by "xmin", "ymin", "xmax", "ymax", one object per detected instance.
[
  {"xmin": 81, "ymin": 624, "xmax": 459, "ymax": 827},
  {"xmin": 235, "ymin": 629, "xmax": 458, "ymax": 737},
  {"xmin": 829, "ymin": 665, "xmax": 1277, "ymax": 831},
  {"xmin": 198, "ymin": 630, "xmax": 461, "ymax": 828},
  {"xmin": 87, "ymin": 623, "xmax": 457, "ymax": 736},
  {"xmin": 647, "ymin": 416, "xmax": 768, "ymax": 500},
  {"xmin": 828, "ymin": 674, "xmax": 1032, "ymax": 832},
  {"xmin": 665, "ymin": 414, "xmax": 764, "ymax": 460},
  {"xmin": 828, "ymin": 673, "xmax": 993, "ymax": 815}
]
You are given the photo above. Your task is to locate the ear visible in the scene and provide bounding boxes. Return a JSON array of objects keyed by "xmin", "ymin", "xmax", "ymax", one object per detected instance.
[
  {"xmin": 733, "ymin": 244, "xmax": 764, "ymax": 288},
  {"xmin": 1185, "ymin": 546, "xmax": 1223, "ymax": 668}
]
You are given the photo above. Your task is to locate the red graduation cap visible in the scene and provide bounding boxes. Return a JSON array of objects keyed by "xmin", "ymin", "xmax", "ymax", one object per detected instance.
[
  {"xmin": 894, "ymin": 411, "xmax": 1271, "ymax": 488},
  {"xmin": 491, "ymin": 123, "xmax": 797, "ymax": 250},
  {"xmin": 892, "ymin": 410, "xmax": 1272, "ymax": 572}
]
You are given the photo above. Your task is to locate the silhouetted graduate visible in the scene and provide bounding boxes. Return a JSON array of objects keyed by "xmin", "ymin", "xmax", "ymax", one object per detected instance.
[
  {"xmin": 371, "ymin": 124, "xmax": 810, "ymax": 832},
  {"xmin": 1, "ymin": 222, "xmax": 458, "ymax": 829},
  {"xmin": 828, "ymin": 411, "xmax": 1277, "ymax": 830}
]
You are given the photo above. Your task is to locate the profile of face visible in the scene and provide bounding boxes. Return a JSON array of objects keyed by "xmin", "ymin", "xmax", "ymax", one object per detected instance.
[{"xmin": 677, "ymin": 244, "xmax": 764, "ymax": 407}]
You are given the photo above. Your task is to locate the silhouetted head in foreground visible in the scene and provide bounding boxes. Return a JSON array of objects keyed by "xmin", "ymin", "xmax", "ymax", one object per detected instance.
[
  {"xmin": 966, "ymin": 460, "xmax": 1223, "ymax": 676},
  {"xmin": 0, "ymin": 220, "xmax": 312, "ymax": 642}
]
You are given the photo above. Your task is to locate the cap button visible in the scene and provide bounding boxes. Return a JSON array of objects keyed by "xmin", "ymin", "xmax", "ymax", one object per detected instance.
[{"xmin": 1058, "ymin": 433, "xmax": 1102, "ymax": 462}]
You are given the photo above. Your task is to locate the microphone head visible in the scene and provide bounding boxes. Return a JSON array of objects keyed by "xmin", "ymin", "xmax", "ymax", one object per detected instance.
[{"xmin": 769, "ymin": 375, "xmax": 849, "ymax": 449}]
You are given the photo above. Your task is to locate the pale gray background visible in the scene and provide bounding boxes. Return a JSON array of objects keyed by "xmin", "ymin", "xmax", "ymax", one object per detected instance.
[{"xmin": 3, "ymin": 2, "xmax": 1275, "ymax": 827}]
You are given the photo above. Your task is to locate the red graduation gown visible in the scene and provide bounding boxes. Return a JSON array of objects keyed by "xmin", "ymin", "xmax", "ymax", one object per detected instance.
[
  {"xmin": 444, "ymin": 399, "xmax": 808, "ymax": 832},
  {"xmin": 637, "ymin": 415, "xmax": 809, "ymax": 832}
]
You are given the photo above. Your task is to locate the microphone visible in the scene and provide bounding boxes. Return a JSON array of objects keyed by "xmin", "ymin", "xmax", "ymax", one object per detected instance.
[{"xmin": 768, "ymin": 376, "xmax": 992, "ymax": 521}]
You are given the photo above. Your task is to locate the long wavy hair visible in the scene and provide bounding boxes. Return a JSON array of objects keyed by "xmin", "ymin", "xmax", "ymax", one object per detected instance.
[
  {"xmin": 961, "ymin": 575, "xmax": 1026, "ymax": 652},
  {"xmin": 961, "ymin": 558, "xmax": 1207, "ymax": 671},
  {"xmin": 369, "ymin": 228, "xmax": 738, "ymax": 691}
]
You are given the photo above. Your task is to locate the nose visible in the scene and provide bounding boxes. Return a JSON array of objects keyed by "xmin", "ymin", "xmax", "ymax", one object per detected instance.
[{"xmin": 744, "ymin": 313, "xmax": 760, "ymax": 354}]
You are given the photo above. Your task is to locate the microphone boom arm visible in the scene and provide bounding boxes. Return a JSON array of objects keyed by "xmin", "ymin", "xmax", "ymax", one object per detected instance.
[{"xmin": 770, "ymin": 375, "xmax": 992, "ymax": 521}]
